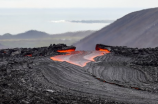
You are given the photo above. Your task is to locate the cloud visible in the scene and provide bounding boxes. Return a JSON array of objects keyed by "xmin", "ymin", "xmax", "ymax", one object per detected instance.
[
  {"xmin": 51, "ymin": 20, "xmax": 67, "ymax": 23},
  {"xmin": 51, "ymin": 20, "xmax": 114, "ymax": 24},
  {"xmin": 69, "ymin": 20, "xmax": 114, "ymax": 24}
]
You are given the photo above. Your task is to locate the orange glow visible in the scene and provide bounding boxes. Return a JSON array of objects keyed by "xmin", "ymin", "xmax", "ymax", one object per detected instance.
[
  {"xmin": 50, "ymin": 51, "xmax": 108, "ymax": 67},
  {"xmin": 131, "ymin": 87, "xmax": 140, "ymax": 90},
  {"xmin": 95, "ymin": 44, "xmax": 110, "ymax": 53},
  {"xmin": 57, "ymin": 48, "xmax": 75, "ymax": 53},
  {"xmin": 97, "ymin": 48, "xmax": 110, "ymax": 53},
  {"xmin": 25, "ymin": 54, "xmax": 32, "ymax": 57}
]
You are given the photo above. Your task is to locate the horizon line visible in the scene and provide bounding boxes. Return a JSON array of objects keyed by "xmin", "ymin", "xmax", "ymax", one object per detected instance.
[{"xmin": 0, "ymin": 7, "xmax": 145, "ymax": 9}]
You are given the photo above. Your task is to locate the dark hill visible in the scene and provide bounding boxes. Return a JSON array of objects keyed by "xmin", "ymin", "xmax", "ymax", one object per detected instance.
[
  {"xmin": 0, "ymin": 30, "xmax": 95, "ymax": 39},
  {"xmin": 0, "ymin": 30, "xmax": 95, "ymax": 48},
  {"xmin": 0, "ymin": 30, "xmax": 49, "ymax": 39},
  {"xmin": 15, "ymin": 30, "xmax": 49, "ymax": 39},
  {"xmin": 74, "ymin": 8, "xmax": 158, "ymax": 50}
]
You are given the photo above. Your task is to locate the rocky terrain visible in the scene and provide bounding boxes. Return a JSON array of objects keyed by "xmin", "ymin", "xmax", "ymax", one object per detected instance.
[
  {"xmin": 74, "ymin": 8, "xmax": 158, "ymax": 50},
  {"xmin": 1, "ymin": 44, "xmax": 158, "ymax": 104}
]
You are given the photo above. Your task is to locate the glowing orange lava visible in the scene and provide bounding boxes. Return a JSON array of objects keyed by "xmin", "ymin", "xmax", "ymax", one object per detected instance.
[
  {"xmin": 57, "ymin": 48, "xmax": 75, "ymax": 53},
  {"xmin": 25, "ymin": 54, "xmax": 32, "ymax": 57},
  {"xmin": 95, "ymin": 44, "xmax": 110, "ymax": 53},
  {"xmin": 97, "ymin": 48, "xmax": 110, "ymax": 53},
  {"xmin": 50, "ymin": 51, "xmax": 109, "ymax": 67}
]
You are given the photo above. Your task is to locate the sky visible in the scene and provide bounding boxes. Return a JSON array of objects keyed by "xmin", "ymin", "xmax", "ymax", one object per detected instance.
[
  {"xmin": 0, "ymin": 0, "xmax": 158, "ymax": 35},
  {"xmin": 0, "ymin": 0, "xmax": 158, "ymax": 8}
]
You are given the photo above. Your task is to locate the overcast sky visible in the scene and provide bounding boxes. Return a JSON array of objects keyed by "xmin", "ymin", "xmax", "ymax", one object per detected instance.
[
  {"xmin": 0, "ymin": 0, "xmax": 158, "ymax": 35},
  {"xmin": 0, "ymin": 0, "xmax": 158, "ymax": 8}
]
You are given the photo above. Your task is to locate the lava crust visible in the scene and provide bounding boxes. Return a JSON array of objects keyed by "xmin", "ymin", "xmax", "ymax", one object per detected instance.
[{"xmin": 1, "ymin": 44, "xmax": 158, "ymax": 104}]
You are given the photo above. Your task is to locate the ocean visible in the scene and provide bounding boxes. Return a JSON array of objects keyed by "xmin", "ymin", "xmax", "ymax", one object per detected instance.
[{"xmin": 0, "ymin": 8, "xmax": 141, "ymax": 35}]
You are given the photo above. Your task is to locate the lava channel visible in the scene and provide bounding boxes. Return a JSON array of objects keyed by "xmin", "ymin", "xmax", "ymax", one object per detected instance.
[
  {"xmin": 51, "ymin": 51, "xmax": 109, "ymax": 67},
  {"xmin": 57, "ymin": 48, "xmax": 76, "ymax": 53},
  {"xmin": 95, "ymin": 44, "xmax": 110, "ymax": 53}
]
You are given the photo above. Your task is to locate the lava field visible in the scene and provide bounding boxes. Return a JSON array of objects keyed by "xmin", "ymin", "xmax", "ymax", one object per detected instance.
[{"xmin": 1, "ymin": 44, "xmax": 158, "ymax": 104}]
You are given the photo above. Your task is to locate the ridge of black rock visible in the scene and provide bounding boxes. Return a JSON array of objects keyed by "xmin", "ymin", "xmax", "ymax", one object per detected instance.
[{"xmin": 74, "ymin": 8, "xmax": 158, "ymax": 50}]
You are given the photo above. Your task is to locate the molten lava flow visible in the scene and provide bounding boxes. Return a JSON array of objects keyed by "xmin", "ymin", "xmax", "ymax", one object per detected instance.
[
  {"xmin": 50, "ymin": 51, "xmax": 109, "ymax": 67},
  {"xmin": 57, "ymin": 48, "xmax": 75, "ymax": 53},
  {"xmin": 98, "ymin": 48, "xmax": 110, "ymax": 53},
  {"xmin": 95, "ymin": 44, "xmax": 110, "ymax": 53}
]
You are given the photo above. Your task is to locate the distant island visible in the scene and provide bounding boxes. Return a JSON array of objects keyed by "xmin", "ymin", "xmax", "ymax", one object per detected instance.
[{"xmin": 0, "ymin": 30, "xmax": 95, "ymax": 48}]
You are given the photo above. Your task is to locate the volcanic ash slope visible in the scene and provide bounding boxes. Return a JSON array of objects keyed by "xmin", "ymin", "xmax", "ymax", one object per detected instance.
[{"xmin": 74, "ymin": 8, "xmax": 158, "ymax": 50}]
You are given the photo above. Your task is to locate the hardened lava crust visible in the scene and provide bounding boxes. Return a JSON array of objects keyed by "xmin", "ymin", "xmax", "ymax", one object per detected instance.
[{"xmin": 1, "ymin": 44, "xmax": 158, "ymax": 104}]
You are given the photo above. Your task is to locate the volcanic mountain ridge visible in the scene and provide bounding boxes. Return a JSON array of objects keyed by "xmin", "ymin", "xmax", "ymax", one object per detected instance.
[{"xmin": 74, "ymin": 8, "xmax": 158, "ymax": 50}]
